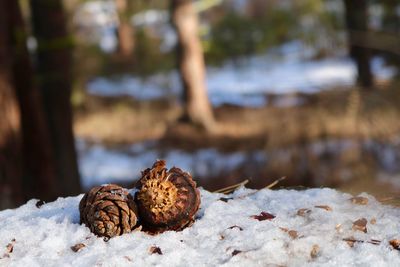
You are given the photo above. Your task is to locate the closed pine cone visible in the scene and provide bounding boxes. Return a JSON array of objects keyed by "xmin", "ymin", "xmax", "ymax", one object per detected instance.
[
  {"xmin": 135, "ymin": 160, "xmax": 201, "ymax": 234},
  {"xmin": 79, "ymin": 184, "xmax": 139, "ymax": 238}
]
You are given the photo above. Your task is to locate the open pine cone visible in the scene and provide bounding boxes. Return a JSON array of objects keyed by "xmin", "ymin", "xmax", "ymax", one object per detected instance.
[
  {"xmin": 79, "ymin": 184, "xmax": 139, "ymax": 238},
  {"xmin": 135, "ymin": 160, "xmax": 201, "ymax": 234}
]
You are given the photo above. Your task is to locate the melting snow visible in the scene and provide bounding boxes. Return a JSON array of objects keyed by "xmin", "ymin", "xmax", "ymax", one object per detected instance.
[{"xmin": 0, "ymin": 188, "xmax": 399, "ymax": 266}]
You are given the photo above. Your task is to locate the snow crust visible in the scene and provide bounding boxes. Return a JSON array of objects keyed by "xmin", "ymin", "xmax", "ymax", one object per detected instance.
[{"xmin": 1, "ymin": 188, "xmax": 399, "ymax": 266}]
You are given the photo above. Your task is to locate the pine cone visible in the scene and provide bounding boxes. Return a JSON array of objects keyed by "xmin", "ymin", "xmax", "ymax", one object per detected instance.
[
  {"xmin": 79, "ymin": 184, "xmax": 139, "ymax": 238},
  {"xmin": 135, "ymin": 160, "xmax": 201, "ymax": 234}
]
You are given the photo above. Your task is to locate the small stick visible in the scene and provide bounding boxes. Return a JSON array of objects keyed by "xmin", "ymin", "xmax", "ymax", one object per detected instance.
[
  {"xmin": 214, "ymin": 176, "xmax": 287, "ymax": 195},
  {"xmin": 266, "ymin": 176, "xmax": 286, "ymax": 189},
  {"xmin": 214, "ymin": 179, "xmax": 249, "ymax": 194},
  {"xmin": 238, "ymin": 176, "xmax": 287, "ymax": 199},
  {"xmin": 378, "ymin": 196, "xmax": 400, "ymax": 203},
  {"xmin": 343, "ymin": 238, "xmax": 381, "ymax": 245}
]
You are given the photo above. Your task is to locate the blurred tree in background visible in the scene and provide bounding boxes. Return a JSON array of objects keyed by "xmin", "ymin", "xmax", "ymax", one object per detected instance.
[
  {"xmin": 30, "ymin": 0, "xmax": 81, "ymax": 197},
  {"xmin": 0, "ymin": 0, "xmax": 23, "ymax": 208},
  {"xmin": 10, "ymin": 0, "xmax": 58, "ymax": 202},
  {"xmin": 114, "ymin": 0, "xmax": 134, "ymax": 57},
  {"xmin": 343, "ymin": 0, "xmax": 373, "ymax": 89},
  {"xmin": 0, "ymin": 0, "xmax": 81, "ymax": 208},
  {"xmin": 380, "ymin": 0, "xmax": 400, "ymax": 73},
  {"xmin": 1, "ymin": 0, "xmax": 400, "ymax": 208},
  {"xmin": 171, "ymin": 0, "xmax": 215, "ymax": 131}
]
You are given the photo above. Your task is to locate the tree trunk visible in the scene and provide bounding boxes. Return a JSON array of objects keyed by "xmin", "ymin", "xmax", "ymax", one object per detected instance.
[
  {"xmin": 381, "ymin": 0, "xmax": 400, "ymax": 68},
  {"xmin": 115, "ymin": 0, "xmax": 134, "ymax": 57},
  {"xmin": 0, "ymin": 0, "xmax": 23, "ymax": 208},
  {"xmin": 30, "ymin": 0, "xmax": 81, "ymax": 197},
  {"xmin": 171, "ymin": 0, "xmax": 216, "ymax": 131},
  {"xmin": 343, "ymin": 0, "xmax": 374, "ymax": 88},
  {"xmin": 8, "ymin": 0, "xmax": 58, "ymax": 202}
]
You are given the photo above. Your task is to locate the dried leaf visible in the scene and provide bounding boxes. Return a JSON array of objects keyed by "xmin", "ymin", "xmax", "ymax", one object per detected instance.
[
  {"xmin": 228, "ymin": 225, "xmax": 243, "ymax": 231},
  {"xmin": 36, "ymin": 200, "xmax": 45, "ymax": 208},
  {"xmin": 310, "ymin": 244, "xmax": 320, "ymax": 259},
  {"xmin": 297, "ymin": 208, "xmax": 311, "ymax": 217},
  {"xmin": 390, "ymin": 239, "xmax": 400, "ymax": 250},
  {"xmin": 149, "ymin": 246, "xmax": 162, "ymax": 255},
  {"xmin": 314, "ymin": 205, "xmax": 332, "ymax": 211},
  {"xmin": 350, "ymin": 196, "xmax": 368, "ymax": 205},
  {"xmin": 219, "ymin": 235, "xmax": 225, "ymax": 240},
  {"xmin": 370, "ymin": 218, "xmax": 376, "ymax": 225},
  {"xmin": 71, "ymin": 243, "xmax": 85, "ymax": 252},
  {"xmin": 250, "ymin": 211, "xmax": 275, "ymax": 221},
  {"xmin": 288, "ymin": 230, "xmax": 298, "ymax": 239},
  {"xmin": 219, "ymin": 197, "xmax": 233, "ymax": 203},
  {"xmin": 279, "ymin": 227, "xmax": 298, "ymax": 239},
  {"xmin": 352, "ymin": 218, "xmax": 368, "ymax": 233},
  {"xmin": 335, "ymin": 224, "xmax": 342, "ymax": 233},
  {"xmin": 369, "ymin": 239, "xmax": 381, "ymax": 245},
  {"xmin": 343, "ymin": 237, "xmax": 356, "ymax": 247},
  {"xmin": 232, "ymin": 250, "xmax": 242, "ymax": 256},
  {"xmin": 5, "ymin": 243, "xmax": 13, "ymax": 254},
  {"xmin": 124, "ymin": 256, "xmax": 132, "ymax": 262}
]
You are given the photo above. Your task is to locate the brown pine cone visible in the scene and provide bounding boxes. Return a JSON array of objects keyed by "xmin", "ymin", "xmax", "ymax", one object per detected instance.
[
  {"xmin": 135, "ymin": 160, "xmax": 201, "ymax": 234},
  {"xmin": 79, "ymin": 184, "xmax": 139, "ymax": 238}
]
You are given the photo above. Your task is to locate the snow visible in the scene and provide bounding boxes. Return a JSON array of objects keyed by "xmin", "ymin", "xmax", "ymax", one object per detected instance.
[
  {"xmin": 77, "ymin": 138, "xmax": 400, "ymax": 190},
  {"xmin": 73, "ymin": 0, "xmax": 119, "ymax": 52},
  {"xmin": 1, "ymin": 187, "xmax": 400, "ymax": 266},
  {"xmin": 87, "ymin": 42, "xmax": 396, "ymax": 107},
  {"xmin": 77, "ymin": 141, "xmax": 265, "ymax": 189}
]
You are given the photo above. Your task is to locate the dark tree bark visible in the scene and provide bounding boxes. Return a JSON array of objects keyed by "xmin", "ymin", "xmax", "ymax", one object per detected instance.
[
  {"xmin": 343, "ymin": 0, "xmax": 374, "ymax": 88},
  {"xmin": 115, "ymin": 0, "xmax": 134, "ymax": 57},
  {"xmin": 171, "ymin": 0, "xmax": 216, "ymax": 131},
  {"xmin": 0, "ymin": 1, "xmax": 23, "ymax": 208},
  {"xmin": 8, "ymin": 0, "xmax": 58, "ymax": 202},
  {"xmin": 381, "ymin": 0, "xmax": 400, "ymax": 69},
  {"xmin": 30, "ymin": 0, "xmax": 81, "ymax": 196}
]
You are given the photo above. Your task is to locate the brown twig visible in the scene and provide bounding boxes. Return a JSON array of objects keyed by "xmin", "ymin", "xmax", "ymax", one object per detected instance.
[
  {"xmin": 214, "ymin": 179, "xmax": 249, "ymax": 194},
  {"xmin": 214, "ymin": 176, "xmax": 287, "ymax": 195},
  {"xmin": 378, "ymin": 196, "xmax": 400, "ymax": 203},
  {"xmin": 343, "ymin": 238, "xmax": 381, "ymax": 245},
  {"xmin": 265, "ymin": 176, "xmax": 287, "ymax": 189}
]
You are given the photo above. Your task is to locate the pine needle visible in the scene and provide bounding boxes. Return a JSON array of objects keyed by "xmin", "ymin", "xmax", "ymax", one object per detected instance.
[
  {"xmin": 214, "ymin": 179, "xmax": 249, "ymax": 194},
  {"xmin": 213, "ymin": 176, "xmax": 287, "ymax": 195},
  {"xmin": 265, "ymin": 176, "xmax": 286, "ymax": 189}
]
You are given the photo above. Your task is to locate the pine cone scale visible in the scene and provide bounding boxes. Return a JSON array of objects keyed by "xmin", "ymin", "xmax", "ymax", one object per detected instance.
[
  {"xmin": 79, "ymin": 184, "xmax": 139, "ymax": 238},
  {"xmin": 135, "ymin": 160, "xmax": 201, "ymax": 234}
]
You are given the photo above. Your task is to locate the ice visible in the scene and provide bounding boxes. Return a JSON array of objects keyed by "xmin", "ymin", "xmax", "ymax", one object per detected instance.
[{"xmin": 1, "ymin": 188, "xmax": 400, "ymax": 266}]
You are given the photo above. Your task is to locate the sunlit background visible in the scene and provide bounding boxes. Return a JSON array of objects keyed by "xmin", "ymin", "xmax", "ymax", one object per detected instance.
[{"xmin": 1, "ymin": 0, "xmax": 400, "ymax": 209}]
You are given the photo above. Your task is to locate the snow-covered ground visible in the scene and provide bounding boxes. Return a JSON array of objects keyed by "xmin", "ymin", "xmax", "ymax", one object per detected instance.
[
  {"xmin": 1, "ymin": 187, "xmax": 400, "ymax": 266},
  {"xmin": 87, "ymin": 42, "xmax": 396, "ymax": 107}
]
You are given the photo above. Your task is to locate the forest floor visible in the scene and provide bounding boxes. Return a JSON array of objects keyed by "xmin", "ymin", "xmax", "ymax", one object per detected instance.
[
  {"xmin": 74, "ymin": 83, "xmax": 400, "ymax": 147},
  {"xmin": 73, "ymin": 82, "xmax": 400, "ymax": 204},
  {"xmin": 1, "ymin": 187, "xmax": 400, "ymax": 266}
]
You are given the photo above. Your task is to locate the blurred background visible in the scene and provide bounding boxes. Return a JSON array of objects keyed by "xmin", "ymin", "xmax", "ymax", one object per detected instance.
[{"xmin": 1, "ymin": 0, "xmax": 400, "ymax": 209}]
